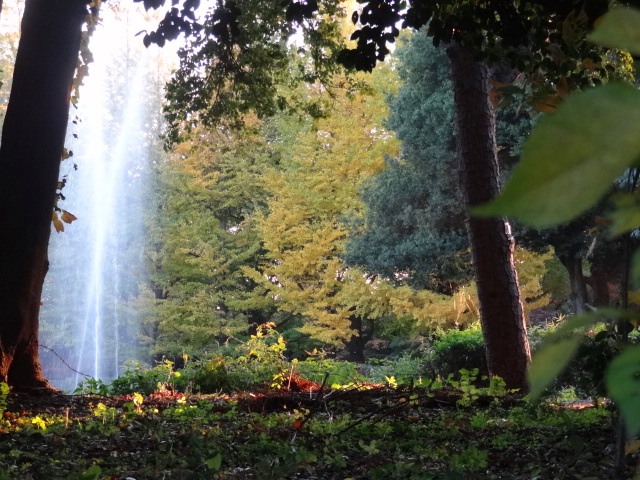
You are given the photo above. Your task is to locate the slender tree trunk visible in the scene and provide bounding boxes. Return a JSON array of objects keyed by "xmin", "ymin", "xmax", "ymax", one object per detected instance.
[
  {"xmin": 447, "ymin": 44, "xmax": 531, "ymax": 391},
  {"xmin": 0, "ymin": 0, "xmax": 86, "ymax": 391}
]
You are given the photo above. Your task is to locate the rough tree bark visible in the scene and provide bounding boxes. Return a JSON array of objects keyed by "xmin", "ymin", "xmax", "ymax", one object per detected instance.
[
  {"xmin": 447, "ymin": 44, "xmax": 531, "ymax": 391},
  {"xmin": 0, "ymin": 0, "xmax": 86, "ymax": 391}
]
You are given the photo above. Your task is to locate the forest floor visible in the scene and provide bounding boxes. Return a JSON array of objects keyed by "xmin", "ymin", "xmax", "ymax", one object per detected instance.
[{"xmin": 0, "ymin": 383, "xmax": 637, "ymax": 480}]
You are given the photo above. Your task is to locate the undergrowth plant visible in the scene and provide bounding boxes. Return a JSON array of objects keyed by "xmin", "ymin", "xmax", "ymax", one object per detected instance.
[
  {"xmin": 73, "ymin": 322, "xmax": 531, "ymax": 406},
  {"xmin": 0, "ymin": 383, "xmax": 8, "ymax": 416}
]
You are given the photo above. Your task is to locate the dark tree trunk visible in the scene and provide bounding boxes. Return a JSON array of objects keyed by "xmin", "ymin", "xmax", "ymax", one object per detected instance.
[
  {"xmin": 0, "ymin": 0, "xmax": 86, "ymax": 391},
  {"xmin": 343, "ymin": 316, "xmax": 366, "ymax": 363},
  {"xmin": 558, "ymin": 253, "xmax": 589, "ymax": 314},
  {"xmin": 587, "ymin": 262, "xmax": 611, "ymax": 308},
  {"xmin": 447, "ymin": 44, "xmax": 531, "ymax": 391}
]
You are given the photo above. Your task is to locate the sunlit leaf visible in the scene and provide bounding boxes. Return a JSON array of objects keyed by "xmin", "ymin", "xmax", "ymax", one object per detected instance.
[
  {"xmin": 60, "ymin": 210, "xmax": 78, "ymax": 224},
  {"xmin": 606, "ymin": 344, "xmax": 640, "ymax": 436},
  {"xmin": 588, "ymin": 7, "xmax": 640, "ymax": 55},
  {"xmin": 52, "ymin": 211, "xmax": 64, "ymax": 233},
  {"xmin": 528, "ymin": 310, "xmax": 617, "ymax": 401},
  {"xmin": 475, "ymin": 83, "xmax": 640, "ymax": 227}
]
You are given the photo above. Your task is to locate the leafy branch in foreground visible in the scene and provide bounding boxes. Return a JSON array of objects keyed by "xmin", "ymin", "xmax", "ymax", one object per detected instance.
[{"xmin": 476, "ymin": 6, "xmax": 640, "ymax": 437}]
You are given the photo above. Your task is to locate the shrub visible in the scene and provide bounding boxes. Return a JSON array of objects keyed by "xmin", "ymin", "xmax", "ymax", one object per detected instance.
[
  {"xmin": 77, "ymin": 324, "xmax": 292, "ymax": 395},
  {"xmin": 365, "ymin": 352, "xmax": 431, "ymax": 385},
  {"xmin": 529, "ymin": 319, "xmax": 628, "ymax": 399},
  {"xmin": 430, "ymin": 327, "xmax": 487, "ymax": 378},
  {"xmin": 82, "ymin": 359, "xmax": 189, "ymax": 395},
  {"xmin": 550, "ymin": 329, "xmax": 619, "ymax": 398},
  {"xmin": 281, "ymin": 327, "xmax": 323, "ymax": 360},
  {"xmin": 296, "ymin": 354, "xmax": 361, "ymax": 387},
  {"xmin": 191, "ymin": 356, "xmax": 230, "ymax": 393}
]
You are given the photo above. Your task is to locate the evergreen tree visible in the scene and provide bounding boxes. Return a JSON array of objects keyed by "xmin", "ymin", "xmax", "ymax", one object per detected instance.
[
  {"xmin": 346, "ymin": 31, "xmax": 536, "ymax": 294},
  {"xmin": 345, "ymin": 33, "xmax": 469, "ymax": 293}
]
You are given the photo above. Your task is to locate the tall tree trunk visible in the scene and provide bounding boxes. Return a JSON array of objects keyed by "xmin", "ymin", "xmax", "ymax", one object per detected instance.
[
  {"xmin": 558, "ymin": 253, "xmax": 589, "ymax": 314},
  {"xmin": 447, "ymin": 44, "xmax": 531, "ymax": 391},
  {"xmin": 587, "ymin": 261, "xmax": 610, "ymax": 308},
  {"xmin": 0, "ymin": 0, "xmax": 86, "ymax": 391}
]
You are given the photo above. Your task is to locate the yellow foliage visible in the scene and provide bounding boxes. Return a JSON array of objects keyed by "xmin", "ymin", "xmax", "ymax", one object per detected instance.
[
  {"xmin": 338, "ymin": 248, "xmax": 552, "ymax": 331},
  {"xmin": 245, "ymin": 76, "xmax": 398, "ymax": 346},
  {"xmin": 513, "ymin": 247, "xmax": 553, "ymax": 318}
]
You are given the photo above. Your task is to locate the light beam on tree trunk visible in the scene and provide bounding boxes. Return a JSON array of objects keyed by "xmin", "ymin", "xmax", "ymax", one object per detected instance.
[
  {"xmin": 447, "ymin": 43, "xmax": 531, "ymax": 391},
  {"xmin": 0, "ymin": 0, "xmax": 86, "ymax": 391}
]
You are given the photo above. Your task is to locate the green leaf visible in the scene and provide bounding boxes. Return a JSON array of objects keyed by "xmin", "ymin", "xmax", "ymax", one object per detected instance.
[
  {"xmin": 527, "ymin": 311, "xmax": 616, "ymax": 401},
  {"xmin": 606, "ymin": 344, "xmax": 640, "ymax": 437},
  {"xmin": 608, "ymin": 193, "xmax": 640, "ymax": 236},
  {"xmin": 474, "ymin": 83, "xmax": 640, "ymax": 227},
  {"xmin": 205, "ymin": 453, "xmax": 222, "ymax": 471},
  {"xmin": 75, "ymin": 465, "xmax": 102, "ymax": 480},
  {"xmin": 588, "ymin": 7, "xmax": 640, "ymax": 55},
  {"xmin": 528, "ymin": 337, "xmax": 582, "ymax": 401}
]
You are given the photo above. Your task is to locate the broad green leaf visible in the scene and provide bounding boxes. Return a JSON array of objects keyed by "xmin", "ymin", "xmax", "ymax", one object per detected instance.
[
  {"xmin": 608, "ymin": 193, "xmax": 640, "ymax": 236},
  {"xmin": 527, "ymin": 310, "xmax": 617, "ymax": 401},
  {"xmin": 588, "ymin": 7, "xmax": 640, "ymax": 55},
  {"xmin": 606, "ymin": 344, "xmax": 640, "ymax": 437},
  {"xmin": 205, "ymin": 453, "xmax": 222, "ymax": 471},
  {"xmin": 474, "ymin": 82, "xmax": 640, "ymax": 227},
  {"xmin": 528, "ymin": 337, "xmax": 582, "ymax": 401}
]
